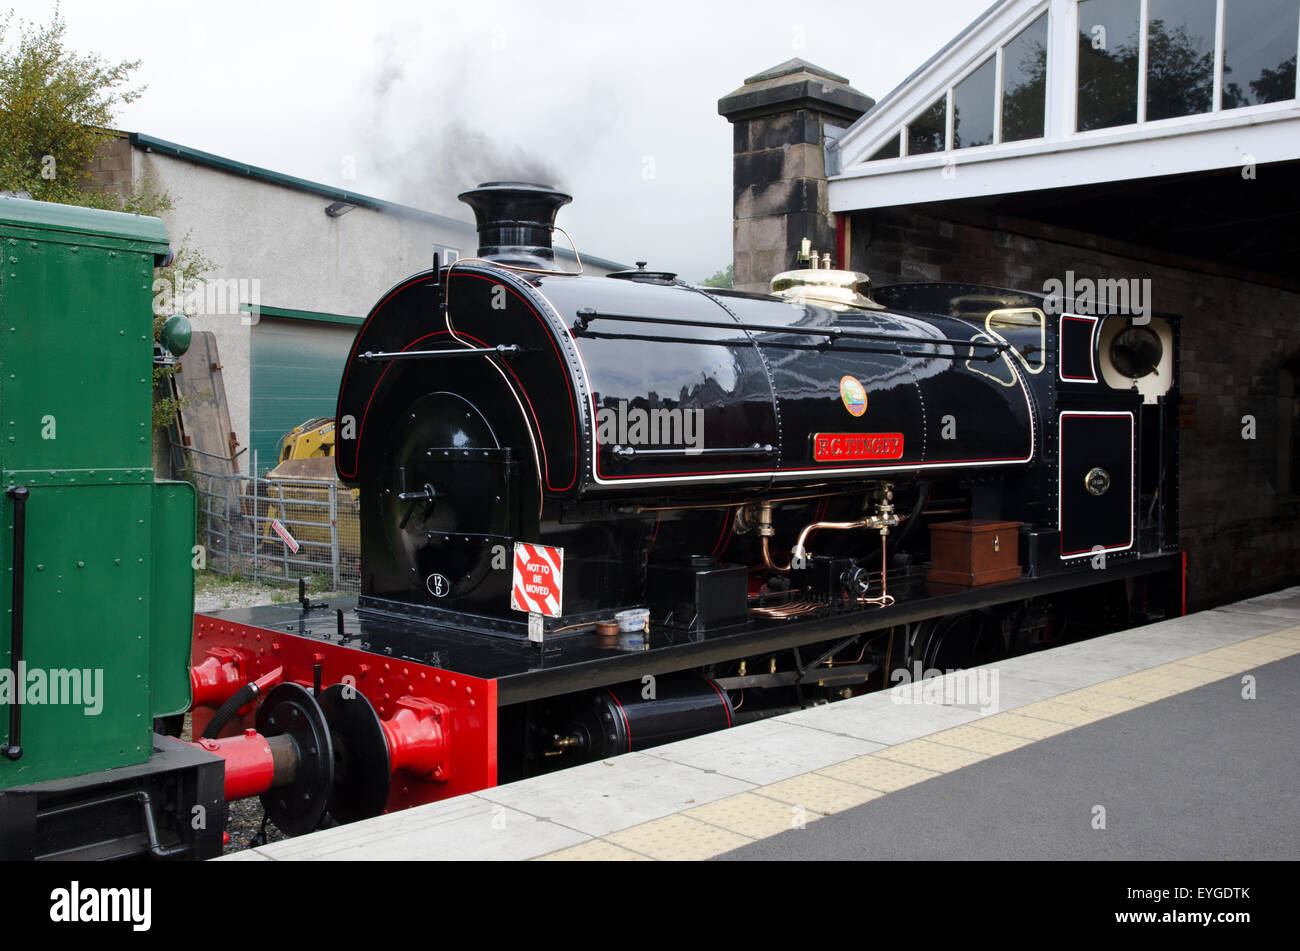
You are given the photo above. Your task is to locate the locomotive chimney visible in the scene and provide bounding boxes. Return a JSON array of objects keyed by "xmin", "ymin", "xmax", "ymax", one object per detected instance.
[{"xmin": 457, "ymin": 181, "xmax": 573, "ymax": 267}]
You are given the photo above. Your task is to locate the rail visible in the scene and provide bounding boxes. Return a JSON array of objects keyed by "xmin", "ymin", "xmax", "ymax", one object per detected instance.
[{"xmin": 570, "ymin": 309, "xmax": 1010, "ymax": 362}]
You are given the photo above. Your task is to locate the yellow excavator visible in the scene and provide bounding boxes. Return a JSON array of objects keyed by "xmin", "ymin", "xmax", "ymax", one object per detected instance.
[
  {"xmin": 247, "ymin": 418, "xmax": 360, "ymax": 568},
  {"xmin": 273, "ymin": 417, "xmax": 338, "ymax": 466}
]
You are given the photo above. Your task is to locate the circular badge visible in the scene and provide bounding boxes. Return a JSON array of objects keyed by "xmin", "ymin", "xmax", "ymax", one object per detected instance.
[
  {"xmin": 426, "ymin": 573, "xmax": 452, "ymax": 598},
  {"xmin": 1085, "ymin": 467, "xmax": 1111, "ymax": 496},
  {"xmin": 840, "ymin": 375, "xmax": 868, "ymax": 417}
]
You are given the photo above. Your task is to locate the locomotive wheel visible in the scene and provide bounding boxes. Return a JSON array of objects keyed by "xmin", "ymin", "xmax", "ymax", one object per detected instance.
[
  {"xmin": 319, "ymin": 683, "xmax": 392, "ymax": 824},
  {"xmin": 912, "ymin": 612, "xmax": 1004, "ymax": 672},
  {"xmin": 255, "ymin": 683, "xmax": 334, "ymax": 837}
]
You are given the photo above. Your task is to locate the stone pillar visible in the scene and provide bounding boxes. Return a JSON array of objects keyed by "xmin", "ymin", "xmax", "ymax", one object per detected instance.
[{"xmin": 719, "ymin": 59, "xmax": 873, "ymax": 293}]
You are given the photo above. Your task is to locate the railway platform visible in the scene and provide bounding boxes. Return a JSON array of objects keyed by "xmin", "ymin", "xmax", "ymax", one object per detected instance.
[{"xmin": 222, "ymin": 586, "xmax": 1300, "ymax": 861}]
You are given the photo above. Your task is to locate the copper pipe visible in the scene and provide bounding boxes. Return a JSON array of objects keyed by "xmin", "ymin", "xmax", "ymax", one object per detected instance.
[
  {"xmin": 750, "ymin": 600, "xmax": 825, "ymax": 618},
  {"xmin": 825, "ymin": 641, "xmax": 867, "ymax": 667},
  {"xmin": 858, "ymin": 530, "xmax": 895, "ymax": 607},
  {"xmin": 746, "ymin": 587, "xmax": 807, "ymax": 602},
  {"xmin": 791, "ymin": 518, "xmax": 871, "ymax": 560},
  {"xmin": 824, "ymin": 629, "xmax": 890, "ymax": 667},
  {"xmin": 789, "ymin": 512, "xmax": 906, "ymax": 565},
  {"xmin": 549, "ymin": 621, "xmax": 598, "ymax": 633},
  {"xmin": 766, "ymin": 502, "xmax": 907, "ymax": 573},
  {"xmin": 762, "ymin": 535, "xmax": 791, "ymax": 573}
]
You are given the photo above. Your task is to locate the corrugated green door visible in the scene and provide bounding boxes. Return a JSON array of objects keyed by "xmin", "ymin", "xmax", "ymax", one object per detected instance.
[{"xmin": 250, "ymin": 317, "xmax": 357, "ymax": 473}]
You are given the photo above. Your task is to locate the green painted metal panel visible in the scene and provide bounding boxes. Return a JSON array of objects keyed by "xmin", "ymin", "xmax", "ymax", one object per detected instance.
[
  {"xmin": 0, "ymin": 483, "xmax": 155, "ymax": 787},
  {"xmin": 150, "ymin": 480, "xmax": 196, "ymax": 718},
  {"xmin": 0, "ymin": 233, "xmax": 156, "ymax": 473},
  {"xmin": 250, "ymin": 317, "xmax": 356, "ymax": 473}
]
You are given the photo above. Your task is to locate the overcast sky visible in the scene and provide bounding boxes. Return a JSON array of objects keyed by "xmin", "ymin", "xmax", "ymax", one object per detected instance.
[{"xmin": 8, "ymin": 0, "xmax": 992, "ymax": 280}]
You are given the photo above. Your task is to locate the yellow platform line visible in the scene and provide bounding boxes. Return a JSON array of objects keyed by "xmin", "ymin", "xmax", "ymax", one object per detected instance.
[{"xmin": 534, "ymin": 625, "xmax": 1300, "ymax": 861}]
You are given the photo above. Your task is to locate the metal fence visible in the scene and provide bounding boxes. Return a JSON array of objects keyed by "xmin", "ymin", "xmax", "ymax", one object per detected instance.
[{"xmin": 184, "ymin": 460, "xmax": 361, "ymax": 590}]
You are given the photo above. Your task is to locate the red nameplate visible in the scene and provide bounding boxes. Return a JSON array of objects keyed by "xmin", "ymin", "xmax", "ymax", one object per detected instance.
[{"xmin": 813, "ymin": 432, "xmax": 905, "ymax": 462}]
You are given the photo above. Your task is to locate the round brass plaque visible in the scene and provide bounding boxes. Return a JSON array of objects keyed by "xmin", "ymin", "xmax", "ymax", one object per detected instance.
[{"xmin": 1085, "ymin": 467, "xmax": 1111, "ymax": 496}]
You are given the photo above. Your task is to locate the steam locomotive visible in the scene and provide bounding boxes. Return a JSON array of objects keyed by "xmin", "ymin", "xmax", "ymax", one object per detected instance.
[{"xmin": 0, "ymin": 183, "xmax": 1181, "ymax": 859}]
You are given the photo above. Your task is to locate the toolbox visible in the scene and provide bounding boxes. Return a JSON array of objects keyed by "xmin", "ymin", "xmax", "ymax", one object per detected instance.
[{"xmin": 927, "ymin": 519, "xmax": 1023, "ymax": 586}]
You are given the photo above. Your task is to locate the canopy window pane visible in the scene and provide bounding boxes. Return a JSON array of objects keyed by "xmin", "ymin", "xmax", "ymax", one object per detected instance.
[
  {"xmin": 1001, "ymin": 13, "xmax": 1049, "ymax": 142},
  {"xmin": 1221, "ymin": 0, "xmax": 1299, "ymax": 109},
  {"xmin": 1077, "ymin": 0, "xmax": 1142, "ymax": 131},
  {"xmin": 867, "ymin": 136, "xmax": 901, "ymax": 161},
  {"xmin": 907, "ymin": 95, "xmax": 947, "ymax": 155},
  {"xmin": 1146, "ymin": 0, "xmax": 1218, "ymax": 120},
  {"xmin": 954, "ymin": 57, "xmax": 997, "ymax": 148}
]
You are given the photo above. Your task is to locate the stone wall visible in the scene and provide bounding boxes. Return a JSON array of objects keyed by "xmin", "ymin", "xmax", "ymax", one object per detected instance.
[
  {"xmin": 730, "ymin": 110, "xmax": 838, "ymax": 293},
  {"xmin": 849, "ymin": 205, "xmax": 1300, "ymax": 607},
  {"xmin": 719, "ymin": 59, "xmax": 873, "ymax": 293}
]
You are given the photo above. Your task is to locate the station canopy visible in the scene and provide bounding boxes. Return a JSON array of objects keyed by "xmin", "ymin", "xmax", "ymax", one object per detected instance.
[{"xmin": 830, "ymin": 0, "xmax": 1300, "ymax": 286}]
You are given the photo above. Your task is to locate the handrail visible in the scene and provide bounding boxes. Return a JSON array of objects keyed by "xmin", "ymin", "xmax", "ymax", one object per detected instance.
[{"xmin": 3, "ymin": 486, "xmax": 29, "ymax": 761}]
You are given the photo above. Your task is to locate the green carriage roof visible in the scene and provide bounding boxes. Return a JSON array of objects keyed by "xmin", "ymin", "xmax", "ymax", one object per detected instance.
[{"xmin": 0, "ymin": 196, "xmax": 169, "ymax": 251}]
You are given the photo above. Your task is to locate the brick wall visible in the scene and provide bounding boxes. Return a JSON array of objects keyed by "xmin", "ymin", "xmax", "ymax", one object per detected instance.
[
  {"xmin": 84, "ymin": 135, "xmax": 135, "ymax": 202},
  {"xmin": 850, "ymin": 205, "xmax": 1300, "ymax": 607}
]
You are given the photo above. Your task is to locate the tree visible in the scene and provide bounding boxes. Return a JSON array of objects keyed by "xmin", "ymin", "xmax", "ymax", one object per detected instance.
[
  {"xmin": 0, "ymin": 4, "xmax": 214, "ymax": 431},
  {"xmin": 998, "ymin": 38, "xmax": 1050, "ymax": 140},
  {"xmin": 701, "ymin": 263, "xmax": 733, "ymax": 288},
  {"xmin": 0, "ymin": 3, "xmax": 142, "ymax": 206},
  {"xmin": 1223, "ymin": 54, "xmax": 1297, "ymax": 110},
  {"xmin": 149, "ymin": 229, "xmax": 216, "ymax": 430}
]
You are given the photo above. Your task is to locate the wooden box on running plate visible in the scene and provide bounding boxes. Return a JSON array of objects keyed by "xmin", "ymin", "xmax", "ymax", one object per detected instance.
[{"xmin": 927, "ymin": 519, "xmax": 1022, "ymax": 587}]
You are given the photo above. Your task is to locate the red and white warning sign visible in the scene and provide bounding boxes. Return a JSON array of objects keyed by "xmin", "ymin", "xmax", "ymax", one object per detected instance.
[
  {"xmin": 510, "ymin": 542, "xmax": 563, "ymax": 616},
  {"xmin": 270, "ymin": 519, "xmax": 300, "ymax": 554}
]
